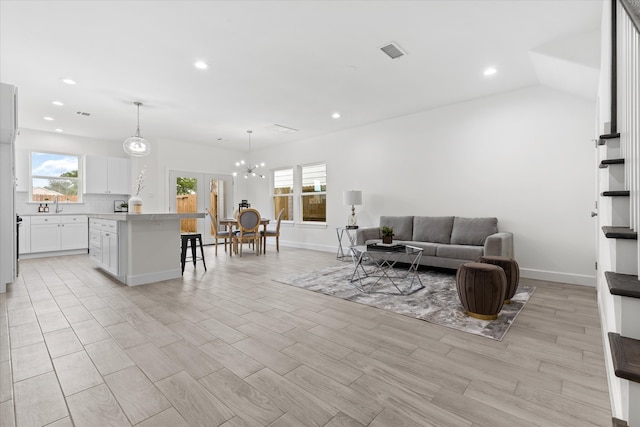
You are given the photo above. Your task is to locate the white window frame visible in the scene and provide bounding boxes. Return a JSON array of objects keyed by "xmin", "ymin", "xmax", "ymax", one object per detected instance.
[
  {"xmin": 29, "ymin": 150, "xmax": 83, "ymax": 204},
  {"xmin": 272, "ymin": 167, "xmax": 294, "ymax": 223},
  {"xmin": 299, "ymin": 162, "xmax": 326, "ymax": 225}
]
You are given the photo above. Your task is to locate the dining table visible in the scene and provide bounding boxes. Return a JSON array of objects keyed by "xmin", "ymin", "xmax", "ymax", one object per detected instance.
[{"xmin": 219, "ymin": 217, "xmax": 271, "ymax": 254}]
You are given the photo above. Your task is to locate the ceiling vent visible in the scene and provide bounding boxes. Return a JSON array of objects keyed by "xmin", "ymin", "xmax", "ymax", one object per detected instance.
[
  {"xmin": 268, "ymin": 124, "xmax": 299, "ymax": 134},
  {"xmin": 380, "ymin": 42, "xmax": 406, "ymax": 59},
  {"xmin": 76, "ymin": 111, "xmax": 91, "ymax": 116}
]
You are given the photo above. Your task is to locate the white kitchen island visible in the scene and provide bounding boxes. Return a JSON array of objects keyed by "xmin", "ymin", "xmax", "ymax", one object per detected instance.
[{"xmin": 87, "ymin": 212, "xmax": 205, "ymax": 286}]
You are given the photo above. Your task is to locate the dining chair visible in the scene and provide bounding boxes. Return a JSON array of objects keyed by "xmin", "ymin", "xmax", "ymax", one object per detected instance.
[
  {"xmin": 234, "ymin": 208, "xmax": 262, "ymax": 256},
  {"xmin": 206, "ymin": 208, "xmax": 233, "ymax": 255},
  {"xmin": 261, "ymin": 208, "xmax": 284, "ymax": 253}
]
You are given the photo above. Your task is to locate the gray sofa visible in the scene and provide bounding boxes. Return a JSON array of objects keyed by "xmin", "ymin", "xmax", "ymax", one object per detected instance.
[{"xmin": 356, "ymin": 216, "xmax": 513, "ymax": 270}]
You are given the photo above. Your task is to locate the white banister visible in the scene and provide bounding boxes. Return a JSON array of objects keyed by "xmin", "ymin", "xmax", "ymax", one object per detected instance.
[{"xmin": 616, "ymin": 1, "xmax": 640, "ymax": 274}]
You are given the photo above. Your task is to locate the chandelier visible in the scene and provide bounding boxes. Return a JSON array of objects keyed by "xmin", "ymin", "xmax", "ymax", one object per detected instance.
[
  {"xmin": 233, "ymin": 130, "xmax": 265, "ymax": 179},
  {"xmin": 123, "ymin": 102, "xmax": 151, "ymax": 157}
]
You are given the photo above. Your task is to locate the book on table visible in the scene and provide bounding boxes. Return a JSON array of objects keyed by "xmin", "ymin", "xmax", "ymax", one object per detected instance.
[{"xmin": 366, "ymin": 243, "xmax": 405, "ymax": 252}]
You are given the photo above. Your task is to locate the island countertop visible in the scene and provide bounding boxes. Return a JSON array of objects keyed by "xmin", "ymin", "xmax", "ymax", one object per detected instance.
[{"xmin": 88, "ymin": 212, "xmax": 204, "ymax": 221}]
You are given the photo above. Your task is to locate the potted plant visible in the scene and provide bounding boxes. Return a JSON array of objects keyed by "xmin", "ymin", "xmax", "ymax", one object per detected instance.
[{"xmin": 381, "ymin": 226, "xmax": 394, "ymax": 244}]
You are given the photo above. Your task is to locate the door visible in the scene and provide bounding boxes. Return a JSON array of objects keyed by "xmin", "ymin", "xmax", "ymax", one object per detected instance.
[{"xmin": 168, "ymin": 171, "xmax": 234, "ymax": 245}]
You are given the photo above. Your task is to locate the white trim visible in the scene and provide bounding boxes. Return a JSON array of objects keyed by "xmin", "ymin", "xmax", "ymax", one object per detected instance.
[
  {"xmin": 125, "ymin": 269, "xmax": 182, "ymax": 286},
  {"xmin": 21, "ymin": 248, "xmax": 87, "ymax": 259},
  {"xmin": 520, "ymin": 267, "xmax": 596, "ymax": 287}
]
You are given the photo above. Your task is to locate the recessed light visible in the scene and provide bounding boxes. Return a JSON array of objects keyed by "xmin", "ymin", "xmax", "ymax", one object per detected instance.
[
  {"xmin": 43, "ymin": 117, "xmax": 54, "ymax": 121},
  {"xmin": 60, "ymin": 78, "xmax": 76, "ymax": 85},
  {"xmin": 332, "ymin": 112, "xmax": 341, "ymax": 119},
  {"xmin": 194, "ymin": 61, "xmax": 208, "ymax": 70},
  {"xmin": 484, "ymin": 67, "xmax": 497, "ymax": 76},
  {"xmin": 52, "ymin": 101, "xmax": 64, "ymax": 106},
  {"xmin": 55, "ymin": 128, "xmax": 64, "ymax": 132}
]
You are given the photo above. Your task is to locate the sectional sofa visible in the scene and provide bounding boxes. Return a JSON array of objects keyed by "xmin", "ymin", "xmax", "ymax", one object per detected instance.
[{"xmin": 355, "ymin": 216, "xmax": 513, "ymax": 270}]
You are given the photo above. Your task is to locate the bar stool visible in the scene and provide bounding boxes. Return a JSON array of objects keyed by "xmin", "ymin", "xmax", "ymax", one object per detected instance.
[{"xmin": 180, "ymin": 233, "xmax": 206, "ymax": 274}]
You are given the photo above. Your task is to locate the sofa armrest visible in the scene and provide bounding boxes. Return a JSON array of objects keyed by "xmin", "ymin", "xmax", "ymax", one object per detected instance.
[
  {"xmin": 484, "ymin": 232, "xmax": 514, "ymax": 258},
  {"xmin": 356, "ymin": 227, "xmax": 381, "ymax": 245}
]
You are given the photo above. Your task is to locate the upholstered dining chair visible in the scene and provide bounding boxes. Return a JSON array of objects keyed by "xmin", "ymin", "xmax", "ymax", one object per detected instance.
[
  {"xmin": 206, "ymin": 208, "xmax": 233, "ymax": 255},
  {"xmin": 261, "ymin": 208, "xmax": 284, "ymax": 253},
  {"xmin": 234, "ymin": 208, "xmax": 261, "ymax": 256}
]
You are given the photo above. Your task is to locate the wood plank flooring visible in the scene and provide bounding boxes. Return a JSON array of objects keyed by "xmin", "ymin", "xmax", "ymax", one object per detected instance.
[{"xmin": 0, "ymin": 246, "xmax": 611, "ymax": 426}]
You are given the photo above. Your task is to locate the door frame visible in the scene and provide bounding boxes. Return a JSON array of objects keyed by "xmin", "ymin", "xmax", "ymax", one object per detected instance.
[{"xmin": 168, "ymin": 170, "xmax": 234, "ymax": 245}]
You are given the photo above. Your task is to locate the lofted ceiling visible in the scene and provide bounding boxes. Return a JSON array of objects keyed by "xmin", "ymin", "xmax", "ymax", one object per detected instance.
[{"xmin": 0, "ymin": 0, "xmax": 602, "ymax": 152}]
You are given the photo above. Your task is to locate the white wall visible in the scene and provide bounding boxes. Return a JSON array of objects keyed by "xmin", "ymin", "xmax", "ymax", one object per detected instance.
[
  {"xmin": 250, "ymin": 86, "xmax": 597, "ymax": 286},
  {"xmin": 14, "ymin": 86, "xmax": 597, "ymax": 286}
]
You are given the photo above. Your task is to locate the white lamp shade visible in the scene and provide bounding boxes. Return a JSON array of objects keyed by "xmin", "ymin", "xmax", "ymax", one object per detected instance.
[
  {"xmin": 343, "ymin": 190, "xmax": 362, "ymax": 206},
  {"xmin": 123, "ymin": 136, "xmax": 151, "ymax": 157}
]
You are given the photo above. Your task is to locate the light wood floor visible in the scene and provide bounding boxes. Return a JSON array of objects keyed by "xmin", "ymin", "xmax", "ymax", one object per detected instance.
[{"xmin": 0, "ymin": 245, "xmax": 611, "ymax": 427}]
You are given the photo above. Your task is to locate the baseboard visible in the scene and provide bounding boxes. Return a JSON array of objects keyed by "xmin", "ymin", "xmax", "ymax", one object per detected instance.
[
  {"xmin": 21, "ymin": 248, "xmax": 88, "ymax": 259},
  {"xmin": 521, "ymin": 268, "xmax": 596, "ymax": 287},
  {"xmin": 126, "ymin": 269, "xmax": 182, "ymax": 286},
  {"xmin": 277, "ymin": 240, "xmax": 336, "ymax": 254}
]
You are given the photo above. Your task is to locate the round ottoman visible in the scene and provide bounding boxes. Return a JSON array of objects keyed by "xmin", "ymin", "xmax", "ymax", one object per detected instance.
[
  {"xmin": 456, "ymin": 262, "xmax": 506, "ymax": 320},
  {"xmin": 476, "ymin": 255, "xmax": 520, "ymax": 304}
]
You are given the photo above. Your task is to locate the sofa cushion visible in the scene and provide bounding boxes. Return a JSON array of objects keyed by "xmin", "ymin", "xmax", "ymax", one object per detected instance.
[
  {"xmin": 405, "ymin": 241, "xmax": 438, "ymax": 257},
  {"xmin": 436, "ymin": 244, "xmax": 484, "ymax": 260},
  {"xmin": 412, "ymin": 216, "xmax": 454, "ymax": 244},
  {"xmin": 450, "ymin": 217, "xmax": 498, "ymax": 246},
  {"xmin": 379, "ymin": 216, "xmax": 413, "ymax": 241}
]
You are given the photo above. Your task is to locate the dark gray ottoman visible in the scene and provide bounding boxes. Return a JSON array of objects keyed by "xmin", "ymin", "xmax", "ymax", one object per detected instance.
[
  {"xmin": 476, "ymin": 255, "xmax": 520, "ymax": 304},
  {"xmin": 456, "ymin": 262, "xmax": 506, "ymax": 320}
]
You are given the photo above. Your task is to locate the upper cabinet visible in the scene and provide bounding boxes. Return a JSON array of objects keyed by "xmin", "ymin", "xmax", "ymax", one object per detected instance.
[{"xmin": 84, "ymin": 156, "xmax": 131, "ymax": 195}]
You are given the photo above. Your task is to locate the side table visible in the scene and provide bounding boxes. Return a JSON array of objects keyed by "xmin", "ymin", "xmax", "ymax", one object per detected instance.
[{"xmin": 336, "ymin": 227, "xmax": 358, "ymax": 261}]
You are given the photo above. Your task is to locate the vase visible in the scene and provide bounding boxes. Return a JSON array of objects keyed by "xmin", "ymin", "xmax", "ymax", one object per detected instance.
[
  {"xmin": 382, "ymin": 235, "xmax": 393, "ymax": 244},
  {"xmin": 129, "ymin": 196, "xmax": 143, "ymax": 214}
]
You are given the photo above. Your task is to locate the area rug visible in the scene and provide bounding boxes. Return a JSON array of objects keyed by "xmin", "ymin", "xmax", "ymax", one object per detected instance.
[{"xmin": 275, "ymin": 265, "xmax": 535, "ymax": 341}]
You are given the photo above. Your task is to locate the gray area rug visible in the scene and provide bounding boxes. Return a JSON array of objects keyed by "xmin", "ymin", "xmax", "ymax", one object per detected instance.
[{"xmin": 275, "ymin": 264, "xmax": 535, "ymax": 341}]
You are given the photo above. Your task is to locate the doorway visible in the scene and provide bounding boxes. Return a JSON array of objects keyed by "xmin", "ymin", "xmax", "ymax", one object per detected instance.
[{"xmin": 168, "ymin": 171, "xmax": 234, "ymax": 245}]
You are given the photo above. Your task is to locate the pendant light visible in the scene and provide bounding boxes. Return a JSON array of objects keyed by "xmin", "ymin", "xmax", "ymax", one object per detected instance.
[
  {"xmin": 233, "ymin": 130, "xmax": 266, "ymax": 179},
  {"xmin": 123, "ymin": 102, "xmax": 151, "ymax": 157}
]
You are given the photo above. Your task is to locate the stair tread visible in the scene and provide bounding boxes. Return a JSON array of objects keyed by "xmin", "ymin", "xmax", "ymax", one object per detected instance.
[
  {"xmin": 599, "ymin": 158, "xmax": 625, "ymax": 168},
  {"xmin": 605, "ymin": 271, "xmax": 640, "ymax": 298},
  {"xmin": 602, "ymin": 190, "xmax": 630, "ymax": 197},
  {"xmin": 602, "ymin": 226, "xmax": 638, "ymax": 239},
  {"xmin": 608, "ymin": 333, "xmax": 640, "ymax": 383},
  {"xmin": 613, "ymin": 417, "xmax": 629, "ymax": 427},
  {"xmin": 600, "ymin": 133, "xmax": 621, "ymax": 139}
]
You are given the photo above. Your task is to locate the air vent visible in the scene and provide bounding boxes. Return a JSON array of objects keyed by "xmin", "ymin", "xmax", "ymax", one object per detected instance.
[
  {"xmin": 380, "ymin": 42, "xmax": 406, "ymax": 59},
  {"xmin": 268, "ymin": 124, "xmax": 299, "ymax": 134},
  {"xmin": 76, "ymin": 111, "xmax": 91, "ymax": 116}
]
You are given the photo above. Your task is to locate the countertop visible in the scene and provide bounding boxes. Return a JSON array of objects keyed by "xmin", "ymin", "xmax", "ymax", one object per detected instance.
[{"xmin": 87, "ymin": 212, "xmax": 204, "ymax": 221}]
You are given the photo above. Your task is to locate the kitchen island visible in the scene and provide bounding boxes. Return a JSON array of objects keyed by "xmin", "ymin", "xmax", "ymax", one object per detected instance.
[{"xmin": 88, "ymin": 212, "xmax": 205, "ymax": 286}]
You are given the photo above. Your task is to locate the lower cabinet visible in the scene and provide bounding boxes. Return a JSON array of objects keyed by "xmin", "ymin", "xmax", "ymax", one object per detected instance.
[
  {"xmin": 89, "ymin": 218, "xmax": 119, "ymax": 276},
  {"xmin": 30, "ymin": 215, "xmax": 88, "ymax": 253}
]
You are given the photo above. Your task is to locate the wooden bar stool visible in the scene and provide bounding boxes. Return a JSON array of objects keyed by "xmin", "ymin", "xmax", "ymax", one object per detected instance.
[{"xmin": 180, "ymin": 233, "xmax": 206, "ymax": 274}]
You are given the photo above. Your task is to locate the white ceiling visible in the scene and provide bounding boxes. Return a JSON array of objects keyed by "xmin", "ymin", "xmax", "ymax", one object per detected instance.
[{"xmin": 0, "ymin": 0, "xmax": 602, "ymax": 152}]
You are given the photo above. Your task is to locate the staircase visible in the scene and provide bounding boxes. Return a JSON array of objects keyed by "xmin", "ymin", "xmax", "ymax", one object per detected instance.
[
  {"xmin": 596, "ymin": 2, "xmax": 640, "ymax": 425},
  {"xmin": 597, "ymin": 133, "xmax": 640, "ymax": 427}
]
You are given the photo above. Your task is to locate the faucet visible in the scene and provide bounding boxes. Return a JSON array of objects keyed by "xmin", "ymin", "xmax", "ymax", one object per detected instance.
[{"xmin": 54, "ymin": 195, "xmax": 63, "ymax": 213}]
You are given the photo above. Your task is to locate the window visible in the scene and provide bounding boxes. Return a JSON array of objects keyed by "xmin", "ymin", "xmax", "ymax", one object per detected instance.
[
  {"xmin": 30, "ymin": 151, "xmax": 82, "ymax": 203},
  {"xmin": 300, "ymin": 163, "xmax": 326, "ymax": 222},
  {"xmin": 273, "ymin": 168, "xmax": 293, "ymax": 220}
]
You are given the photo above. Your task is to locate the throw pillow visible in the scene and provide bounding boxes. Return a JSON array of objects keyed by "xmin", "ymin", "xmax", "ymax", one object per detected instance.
[
  {"xmin": 450, "ymin": 217, "xmax": 498, "ymax": 246},
  {"xmin": 412, "ymin": 216, "xmax": 455, "ymax": 243}
]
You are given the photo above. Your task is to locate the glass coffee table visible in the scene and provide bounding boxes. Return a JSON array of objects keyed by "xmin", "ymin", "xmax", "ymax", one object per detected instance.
[{"xmin": 349, "ymin": 244, "xmax": 424, "ymax": 295}]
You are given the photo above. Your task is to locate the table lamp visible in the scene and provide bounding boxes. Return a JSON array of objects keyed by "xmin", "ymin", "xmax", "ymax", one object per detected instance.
[{"xmin": 343, "ymin": 190, "xmax": 362, "ymax": 229}]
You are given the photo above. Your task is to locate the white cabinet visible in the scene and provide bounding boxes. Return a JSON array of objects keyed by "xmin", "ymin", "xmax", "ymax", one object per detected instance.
[
  {"xmin": 89, "ymin": 218, "xmax": 119, "ymax": 276},
  {"xmin": 84, "ymin": 156, "xmax": 130, "ymax": 194},
  {"xmin": 30, "ymin": 215, "xmax": 88, "ymax": 253}
]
